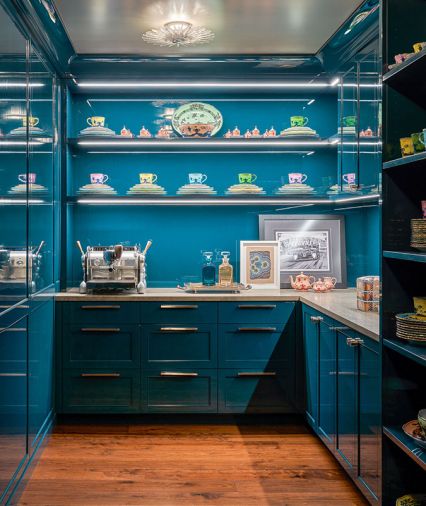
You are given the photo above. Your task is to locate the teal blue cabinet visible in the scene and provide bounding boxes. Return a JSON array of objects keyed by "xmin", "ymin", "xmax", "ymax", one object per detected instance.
[
  {"xmin": 64, "ymin": 301, "xmax": 139, "ymax": 325},
  {"xmin": 218, "ymin": 369, "xmax": 293, "ymax": 413},
  {"xmin": 142, "ymin": 369, "xmax": 217, "ymax": 413},
  {"xmin": 302, "ymin": 307, "xmax": 319, "ymax": 427},
  {"xmin": 142, "ymin": 324, "xmax": 217, "ymax": 368},
  {"xmin": 219, "ymin": 302, "xmax": 294, "ymax": 324},
  {"xmin": 318, "ymin": 319, "xmax": 336, "ymax": 447},
  {"xmin": 141, "ymin": 302, "xmax": 217, "ymax": 324}
]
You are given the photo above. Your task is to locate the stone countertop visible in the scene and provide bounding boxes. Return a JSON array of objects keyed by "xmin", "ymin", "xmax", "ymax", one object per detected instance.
[{"xmin": 56, "ymin": 288, "xmax": 379, "ymax": 341}]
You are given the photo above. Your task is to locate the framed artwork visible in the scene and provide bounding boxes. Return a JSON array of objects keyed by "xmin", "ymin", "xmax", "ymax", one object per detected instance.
[
  {"xmin": 259, "ymin": 214, "xmax": 347, "ymax": 288},
  {"xmin": 240, "ymin": 240, "xmax": 280, "ymax": 289}
]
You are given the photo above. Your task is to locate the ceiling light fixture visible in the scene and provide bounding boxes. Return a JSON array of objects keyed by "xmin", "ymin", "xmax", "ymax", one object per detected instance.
[{"xmin": 141, "ymin": 21, "xmax": 214, "ymax": 47}]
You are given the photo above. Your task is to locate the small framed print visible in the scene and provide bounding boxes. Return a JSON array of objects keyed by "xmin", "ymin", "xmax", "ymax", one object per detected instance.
[{"xmin": 240, "ymin": 240, "xmax": 280, "ymax": 289}]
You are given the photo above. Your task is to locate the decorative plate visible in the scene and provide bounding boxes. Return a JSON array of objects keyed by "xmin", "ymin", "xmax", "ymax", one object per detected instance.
[
  {"xmin": 172, "ymin": 102, "xmax": 223, "ymax": 138},
  {"xmin": 402, "ymin": 420, "xmax": 426, "ymax": 449}
]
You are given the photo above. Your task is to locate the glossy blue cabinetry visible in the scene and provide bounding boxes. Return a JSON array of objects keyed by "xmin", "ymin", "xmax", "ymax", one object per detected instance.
[
  {"xmin": 318, "ymin": 319, "xmax": 336, "ymax": 447},
  {"xmin": 302, "ymin": 308, "xmax": 319, "ymax": 427},
  {"xmin": 141, "ymin": 302, "xmax": 217, "ymax": 324},
  {"xmin": 64, "ymin": 301, "xmax": 139, "ymax": 325},
  {"xmin": 218, "ymin": 302, "xmax": 293, "ymax": 324}
]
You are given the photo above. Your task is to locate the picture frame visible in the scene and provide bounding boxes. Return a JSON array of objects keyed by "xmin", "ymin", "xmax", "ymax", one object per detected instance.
[
  {"xmin": 259, "ymin": 214, "xmax": 347, "ymax": 288},
  {"xmin": 240, "ymin": 240, "xmax": 280, "ymax": 289}
]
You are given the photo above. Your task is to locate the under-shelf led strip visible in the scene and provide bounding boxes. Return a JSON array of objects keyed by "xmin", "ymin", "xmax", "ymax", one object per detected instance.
[
  {"xmin": 77, "ymin": 140, "xmax": 334, "ymax": 147},
  {"xmin": 0, "ymin": 83, "xmax": 44, "ymax": 88},
  {"xmin": 77, "ymin": 81, "xmax": 338, "ymax": 89}
]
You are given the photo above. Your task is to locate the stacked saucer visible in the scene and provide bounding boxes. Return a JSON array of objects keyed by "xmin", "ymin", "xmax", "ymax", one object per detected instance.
[
  {"xmin": 8, "ymin": 183, "xmax": 48, "ymax": 194},
  {"xmin": 327, "ymin": 184, "xmax": 360, "ymax": 194},
  {"xmin": 411, "ymin": 219, "xmax": 426, "ymax": 251},
  {"xmin": 127, "ymin": 183, "xmax": 166, "ymax": 195},
  {"xmin": 276, "ymin": 183, "xmax": 315, "ymax": 195},
  {"xmin": 395, "ymin": 312, "xmax": 426, "ymax": 345},
  {"xmin": 177, "ymin": 183, "xmax": 216, "ymax": 195},
  {"xmin": 341, "ymin": 126, "xmax": 357, "ymax": 135},
  {"xmin": 77, "ymin": 183, "xmax": 117, "ymax": 195},
  {"xmin": 78, "ymin": 126, "xmax": 116, "ymax": 137},
  {"xmin": 226, "ymin": 183, "xmax": 265, "ymax": 195},
  {"xmin": 280, "ymin": 126, "xmax": 319, "ymax": 138},
  {"xmin": 8, "ymin": 126, "xmax": 46, "ymax": 136}
]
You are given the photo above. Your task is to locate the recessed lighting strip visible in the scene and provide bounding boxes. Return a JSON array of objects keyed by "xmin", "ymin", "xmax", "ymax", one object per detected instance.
[
  {"xmin": 0, "ymin": 199, "xmax": 44, "ymax": 204},
  {"xmin": 0, "ymin": 83, "xmax": 44, "ymax": 88},
  {"xmin": 77, "ymin": 139, "xmax": 333, "ymax": 147},
  {"xmin": 77, "ymin": 81, "xmax": 337, "ymax": 89}
]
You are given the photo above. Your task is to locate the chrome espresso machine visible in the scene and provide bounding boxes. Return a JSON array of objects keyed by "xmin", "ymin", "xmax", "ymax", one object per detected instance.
[
  {"xmin": 0, "ymin": 241, "xmax": 44, "ymax": 292},
  {"xmin": 77, "ymin": 240, "xmax": 152, "ymax": 293}
]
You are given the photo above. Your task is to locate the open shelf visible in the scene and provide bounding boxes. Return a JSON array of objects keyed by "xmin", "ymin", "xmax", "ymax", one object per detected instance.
[
  {"xmin": 383, "ymin": 426, "xmax": 426, "ymax": 471},
  {"xmin": 384, "ymin": 338, "xmax": 426, "ymax": 366},
  {"xmin": 383, "ymin": 250, "xmax": 426, "ymax": 263},
  {"xmin": 383, "ymin": 151, "xmax": 426, "ymax": 170}
]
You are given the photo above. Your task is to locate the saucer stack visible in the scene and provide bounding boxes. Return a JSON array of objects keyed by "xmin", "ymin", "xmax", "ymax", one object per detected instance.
[
  {"xmin": 280, "ymin": 126, "xmax": 319, "ymax": 138},
  {"xmin": 411, "ymin": 219, "xmax": 426, "ymax": 251},
  {"xmin": 8, "ymin": 126, "xmax": 46, "ymax": 136},
  {"xmin": 127, "ymin": 183, "xmax": 166, "ymax": 195},
  {"xmin": 276, "ymin": 183, "xmax": 315, "ymax": 195},
  {"xmin": 395, "ymin": 312, "xmax": 426, "ymax": 345},
  {"xmin": 78, "ymin": 126, "xmax": 116, "ymax": 137},
  {"xmin": 77, "ymin": 183, "xmax": 117, "ymax": 195},
  {"xmin": 226, "ymin": 183, "xmax": 265, "ymax": 195},
  {"xmin": 327, "ymin": 184, "xmax": 360, "ymax": 194},
  {"xmin": 177, "ymin": 183, "xmax": 216, "ymax": 195},
  {"xmin": 8, "ymin": 183, "xmax": 48, "ymax": 194},
  {"xmin": 341, "ymin": 126, "xmax": 357, "ymax": 135}
]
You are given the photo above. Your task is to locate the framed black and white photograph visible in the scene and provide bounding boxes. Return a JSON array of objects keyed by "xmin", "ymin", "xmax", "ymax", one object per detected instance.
[{"xmin": 259, "ymin": 215, "xmax": 347, "ymax": 288}]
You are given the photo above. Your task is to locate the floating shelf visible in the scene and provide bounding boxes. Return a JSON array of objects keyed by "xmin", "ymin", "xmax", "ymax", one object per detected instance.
[
  {"xmin": 383, "ymin": 251, "xmax": 426, "ymax": 263},
  {"xmin": 383, "ymin": 151, "xmax": 426, "ymax": 170},
  {"xmin": 383, "ymin": 426, "xmax": 426, "ymax": 471},
  {"xmin": 384, "ymin": 338, "xmax": 426, "ymax": 367}
]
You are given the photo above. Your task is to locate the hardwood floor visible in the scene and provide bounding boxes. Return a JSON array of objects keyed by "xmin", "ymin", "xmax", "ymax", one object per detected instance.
[{"xmin": 15, "ymin": 420, "xmax": 367, "ymax": 506}]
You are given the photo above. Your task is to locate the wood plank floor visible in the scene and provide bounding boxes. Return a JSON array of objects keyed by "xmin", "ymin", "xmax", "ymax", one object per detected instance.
[{"xmin": 15, "ymin": 421, "xmax": 368, "ymax": 506}]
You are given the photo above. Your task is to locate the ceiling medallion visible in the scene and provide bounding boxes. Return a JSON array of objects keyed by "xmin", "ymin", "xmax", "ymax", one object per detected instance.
[{"xmin": 142, "ymin": 21, "xmax": 214, "ymax": 47}]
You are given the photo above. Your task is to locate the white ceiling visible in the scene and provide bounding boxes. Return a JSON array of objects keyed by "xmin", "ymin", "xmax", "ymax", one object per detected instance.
[{"xmin": 53, "ymin": 0, "xmax": 365, "ymax": 55}]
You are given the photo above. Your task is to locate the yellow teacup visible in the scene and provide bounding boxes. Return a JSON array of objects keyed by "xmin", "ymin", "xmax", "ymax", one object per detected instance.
[
  {"xmin": 413, "ymin": 42, "xmax": 426, "ymax": 53},
  {"xmin": 413, "ymin": 297, "xmax": 426, "ymax": 317},
  {"xmin": 400, "ymin": 137, "xmax": 414, "ymax": 157},
  {"xmin": 23, "ymin": 116, "xmax": 39, "ymax": 127},
  {"xmin": 87, "ymin": 116, "xmax": 105, "ymax": 127},
  {"xmin": 139, "ymin": 173, "xmax": 157, "ymax": 184}
]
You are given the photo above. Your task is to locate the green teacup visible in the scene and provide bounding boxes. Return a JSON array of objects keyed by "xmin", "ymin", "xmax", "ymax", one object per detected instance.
[
  {"xmin": 411, "ymin": 132, "xmax": 425, "ymax": 153},
  {"xmin": 238, "ymin": 173, "xmax": 257, "ymax": 184},
  {"xmin": 343, "ymin": 116, "xmax": 357, "ymax": 127},
  {"xmin": 290, "ymin": 115, "xmax": 308, "ymax": 127},
  {"xmin": 418, "ymin": 409, "xmax": 426, "ymax": 438}
]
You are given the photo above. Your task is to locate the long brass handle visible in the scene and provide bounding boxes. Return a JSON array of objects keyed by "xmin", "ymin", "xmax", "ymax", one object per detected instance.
[
  {"xmin": 160, "ymin": 305, "xmax": 199, "ymax": 310},
  {"xmin": 330, "ymin": 326, "xmax": 350, "ymax": 331},
  {"xmin": 80, "ymin": 328, "xmax": 121, "ymax": 332},
  {"xmin": 80, "ymin": 373, "xmax": 121, "ymax": 378},
  {"xmin": 0, "ymin": 328, "xmax": 27, "ymax": 332},
  {"xmin": 346, "ymin": 337, "xmax": 364, "ymax": 347},
  {"xmin": 237, "ymin": 327, "xmax": 277, "ymax": 332},
  {"xmin": 81, "ymin": 305, "xmax": 121, "ymax": 310},
  {"xmin": 237, "ymin": 372, "xmax": 277, "ymax": 377},
  {"xmin": 238, "ymin": 305, "xmax": 277, "ymax": 309},
  {"xmin": 160, "ymin": 327, "xmax": 198, "ymax": 332},
  {"xmin": 160, "ymin": 372, "xmax": 198, "ymax": 377},
  {"xmin": 310, "ymin": 316, "xmax": 323, "ymax": 322},
  {"xmin": 0, "ymin": 373, "xmax": 27, "ymax": 377}
]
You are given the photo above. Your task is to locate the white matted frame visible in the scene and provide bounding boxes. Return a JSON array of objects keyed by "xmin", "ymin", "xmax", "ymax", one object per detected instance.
[{"xmin": 240, "ymin": 240, "xmax": 280, "ymax": 289}]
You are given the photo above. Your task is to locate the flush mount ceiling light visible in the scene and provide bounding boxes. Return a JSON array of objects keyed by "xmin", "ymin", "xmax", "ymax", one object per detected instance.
[{"xmin": 141, "ymin": 21, "xmax": 214, "ymax": 47}]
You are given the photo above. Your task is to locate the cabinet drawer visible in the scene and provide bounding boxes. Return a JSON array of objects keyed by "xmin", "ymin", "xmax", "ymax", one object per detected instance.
[
  {"xmin": 219, "ymin": 302, "xmax": 295, "ymax": 324},
  {"xmin": 218, "ymin": 323, "xmax": 293, "ymax": 368},
  {"xmin": 63, "ymin": 301, "xmax": 138, "ymax": 325},
  {"xmin": 142, "ymin": 369, "xmax": 217, "ymax": 413},
  {"xmin": 63, "ymin": 325, "xmax": 140, "ymax": 368},
  {"xmin": 218, "ymin": 369, "xmax": 294, "ymax": 414},
  {"xmin": 140, "ymin": 302, "xmax": 217, "ymax": 324},
  {"xmin": 62, "ymin": 369, "xmax": 140, "ymax": 413},
  {"xmin": 142, "ymin": 324, "xmax": 217, "ymax": 368}
]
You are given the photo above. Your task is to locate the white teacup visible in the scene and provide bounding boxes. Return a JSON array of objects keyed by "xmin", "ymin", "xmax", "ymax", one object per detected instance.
[
  {"xmin": 18, "ymin": 173, "xmax": 36, "ymax": 184},
  {"xmin": 90, "ymin": 173, "xmax": 108, "ymax": 185},
  {"xmin": 189, "ymin": 173, "xmax": 207, "ymax": 184}
]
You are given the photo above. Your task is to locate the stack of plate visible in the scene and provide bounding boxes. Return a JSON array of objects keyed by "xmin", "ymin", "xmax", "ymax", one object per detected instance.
[
  {"xmin": 276, "ymin": 183, "xmax": 315, "ymax": 195},
  {"xmin": 127, "ymin": 183, "xmax": 166, "ymax": 195},
  {"xmin": 177, "ymin": 183, "xmax": 216, "ymax": 195},
  {"xmin": 341, "ymin": 126, "xmax": 357, "ymax": 135},
  {"xmin": 327, "ymin": 184, "xmax": 360, "ymax": 194},
  {"xmin": 280, "ymin": 126, "xmax": 319, "ymax": 138},
  {"xmin": 411, "ymin": 219, "xmax": 426, "ymax": 251},
  {"xmin": 77, "ymin": 183, "xmax": 117, "ymax": 195},
  {"xmin": 78, "ymin": 126, "xmax": 116, "ymax": 137},
  {"xmin": 226, "ymin": 184, "xmax": 265, "ymax": 195},
  {"xmin": 8, "ymin": 126, "xmax": 46, "ymax": 136},
  {"xmin": 395, "ymin": 312, "xmax": 426, "ymax": 345},
  {"xmin": 8, "ymin": 183, "xmax": 48, "ymax": 194}
]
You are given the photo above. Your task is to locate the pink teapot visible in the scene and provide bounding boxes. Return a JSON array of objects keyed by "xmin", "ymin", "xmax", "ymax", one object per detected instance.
[
  {"xmin": 323, "ymin": 276, "xmax": 337, "ymax": 290},
  {"xmin": 289, "ymin": 272, "xmax": 315, "ymax": 291},
  {"xmin": 312, "ymin": 278, "xmax": 329, "ymax": 293}
]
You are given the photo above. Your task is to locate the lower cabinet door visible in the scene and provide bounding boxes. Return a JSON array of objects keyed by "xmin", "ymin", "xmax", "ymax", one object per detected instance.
[
  {"xmin": 62, "ymin": 369, "xmax": 140, "ymax": 413},
  {"xmin": 318, "ymin": 320, "xmax": 336, "ymax": 447},
  {"xmin": 142, "ymin": 369, "xmax": 217, "ymax": 413},
  {"xmin": 218, "ymin": 369, "xmax": 293, "ymax": 414},
  {"xmin": 302, "ymin": 308, "xmax": 319, "ymax": 427}
]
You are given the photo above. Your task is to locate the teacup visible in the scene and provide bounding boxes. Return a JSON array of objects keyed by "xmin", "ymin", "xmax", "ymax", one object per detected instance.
[
  {"xmin": 288, "ymin": 173, "xmax": 307, "ymax": 184},
  {"xmin": 189, "ymin": 173, "xmax": 207, "ymax": 184},
  {"xmin": 290, "ymin": 116, "xmax": 308, "ymax": 127},
  {"xmin": 413, "ymin": 42, "xmax": 426, "ymax": 53},
  {"xmin": 411, "ymin": 132, "xmax": 425, "ymax": 153},
  {"xmin": 18, "ymin": 173, "xmax": 36, "ymax": 184},
  {"xmin": 400, "ymin": 137, "xmax": 415, "ymax": 157},
  {"xmin": 140, "ymin": 173, "xmax": 157, "ymax": 184},
  {"xmin": 90, "ymin": 173, "xmax": 108, "ymax": 185},
  {"xmin": 22, "ymin": 116, "xmax": 39, "ymax": 127},
  {"xmin": 87, "ymin": 116, "xmax": 105, "ymax": 128},
  {"xmin": 413, "ymin": 297, "xmax": 426, "ymax": 317},
  {"xmin": 238, "ymin": 173, "xmax": 257, "ymax": 184},
  {"xmin": 418, "ymin": 409, "xmax": 426, "ymax": 438},
  {"xmin": 419, "ymin": 128, "xmax": 426, "ymax": 147},
  {"xmin": 343, "ymin": 173, "xmax": 356, "ymax": 184},
  {"xmin": 343, "ymin": 116, "xmax": 357, "ymax": 127}
]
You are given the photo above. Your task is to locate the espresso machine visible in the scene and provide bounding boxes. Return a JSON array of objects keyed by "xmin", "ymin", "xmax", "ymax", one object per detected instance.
[
  {"xmin": 0, "ymin": 241, "xmax": 44, "ymax": 292},
  {"xmin": 77, "ymin": 240, "xmax": 152, "ymax": 293}
]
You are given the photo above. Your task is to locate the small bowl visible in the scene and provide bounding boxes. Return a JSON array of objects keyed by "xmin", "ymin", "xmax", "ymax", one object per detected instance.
[{"xmin": 414, "ymin": 296, "xmax": 426, "ymax": 317}]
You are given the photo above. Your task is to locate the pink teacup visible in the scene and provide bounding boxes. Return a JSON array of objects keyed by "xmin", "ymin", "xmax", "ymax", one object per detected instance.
[
  {"xmin": 18, "ymin": 173, "xmax": 36, "ymax": 184},
  {"xmin": 343, "ymin": 173, "xmax": 356, "ymax": 184},
  {"xmin": 90, "ymin": 173, "xmax": 109, "ymax": 185},
  {"xmin": 289, "ymin": 173, "xmax": 307, "ymax": 184}
]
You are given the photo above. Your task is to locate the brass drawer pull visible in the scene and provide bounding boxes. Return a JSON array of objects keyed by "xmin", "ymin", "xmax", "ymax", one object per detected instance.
[
  {"xmin": 330, "ymin": 326, "xmax": 349, "ymax": 331},
  {"xmin": 346, "ymin": 337, "xmax": 364, "ymax": 347},
  {"xmin": 80, "ymin": 328, "xmax": 121, "ymax": 332},
  {"xmin": 0, "ymin": 373, "xmax": 27, "ymax": 377},
  {"xmin": 80, "ymin": 373, "xmax": 121, "ymax": 378},
  {"xmin": 160, "ymin": 305, "xmax": 199, "ymax": 310},
  {"xmin": 237, "ymin": 372, "xmax": 277, "ymax": 377},
  {"xmin": 237, "ymin": 327, "xmax": 277, "ymax": 332},
  {"xmin": 80, "ymin": 305, "xmax": 121, "ymax": 310},
  {"xmin": 160, "ymin": 372, "xmax": 199, "ymax": 377},
  {"xmin": 238, "ymin": 305, "xmax": 277, "ymax": 309},
  {"xmin": 160, "ymin": 327, "xmax": 198, "ymax": 332},
  {"xmin": 310, "ymin": 316, "xmax": 323, "ymax": 322}
]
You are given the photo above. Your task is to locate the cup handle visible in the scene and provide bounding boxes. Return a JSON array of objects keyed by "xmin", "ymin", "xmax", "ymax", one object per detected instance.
[
  {"xmin": 309, "ymin": 276, "xmax": 316, "ymax": 284},
  {"xmin": 301, "ymin": 174, "xmax": 307, "ymax": 183},
  {"xmin": 304, "ymin": 117, "xmax": 309, "ymax": 126},
  {"xmin": 18, "ymin": 175, "xmax": 26, "ymax": 183},
  {"xmin": 251, "ymin": 174, "xmax": 257, "ymax": 183},
  {"xmin": 87, "ymin": 117, "xmax": 93, "ymax": 126},
  {"xmin": 201, "ymin": 174, "xmax": 207, "ymax": 184},
  {"xmin": 331, "ymin": 277, "xmax": 337, "ymax": 285},
  {"xmin": 152, "ymin": 174, "xmax": 158, "ymax": 184},
  {"xmin": 343, "ymin": 174, "xmax": 348, "ymax": 183},
  {"xmin": 32, "ymin": 117, "xmax": 39, "ymax": 126},
  {"xmin": 420, "ymin": 132, "xmax": 425, "ymax": 146},
  {"xmin": 102, "ymin": 175, "xmax": 109, "ymax": 184}
]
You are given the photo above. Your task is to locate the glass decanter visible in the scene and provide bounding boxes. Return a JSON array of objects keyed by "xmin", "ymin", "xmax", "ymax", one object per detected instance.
[{"xmin": 201, "ymin": 251, "xmax": 216, "ymax": 286}]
